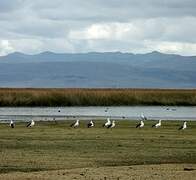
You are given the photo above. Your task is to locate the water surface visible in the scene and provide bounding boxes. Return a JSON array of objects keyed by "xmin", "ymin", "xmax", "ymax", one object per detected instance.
[{"xmin": 0, "ymin": 106, "xmax": 196, "ymax": 122}]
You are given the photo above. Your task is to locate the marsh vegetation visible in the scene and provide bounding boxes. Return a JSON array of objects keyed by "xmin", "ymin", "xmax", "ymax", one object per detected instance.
[{"xmin": 0, "ymin": 88, "xmax": 196, "ymax": 106}]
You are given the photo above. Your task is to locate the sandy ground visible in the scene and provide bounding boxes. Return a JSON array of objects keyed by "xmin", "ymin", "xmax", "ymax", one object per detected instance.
[{"xmin": 0, "ymin": 164, "xmax": 196, "ymax": 180}]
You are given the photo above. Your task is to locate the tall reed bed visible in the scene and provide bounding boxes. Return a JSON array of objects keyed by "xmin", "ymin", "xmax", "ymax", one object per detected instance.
[{"xmin": 0, "ymin": 88, "xmax": 196, "ymax": 106}]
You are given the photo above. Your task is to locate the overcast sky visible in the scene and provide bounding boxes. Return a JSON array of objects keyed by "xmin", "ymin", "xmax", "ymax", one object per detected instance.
[{"xmin": 0, "ymin": 0, "xmax": 196, "ymax": 56}]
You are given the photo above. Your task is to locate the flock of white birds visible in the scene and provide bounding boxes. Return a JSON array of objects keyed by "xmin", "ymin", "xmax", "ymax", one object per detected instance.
[
  {"xmin": 8, "ymin": 113, "xmax": 187, "ymax": 130},
  {"xmin": 69, "ymin": 118, "xmax": 115, "ymax": 129}
]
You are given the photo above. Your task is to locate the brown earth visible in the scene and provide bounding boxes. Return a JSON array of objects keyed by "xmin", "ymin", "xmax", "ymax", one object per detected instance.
[{"xmin": 0, "ymin": 164, "xmax": 196, "ymax": 180}]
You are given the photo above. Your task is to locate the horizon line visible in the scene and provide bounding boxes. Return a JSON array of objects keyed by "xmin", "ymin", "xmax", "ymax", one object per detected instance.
[{"xmin": 1, "ymin": 50, "xmax": 196, "ymax": 57}]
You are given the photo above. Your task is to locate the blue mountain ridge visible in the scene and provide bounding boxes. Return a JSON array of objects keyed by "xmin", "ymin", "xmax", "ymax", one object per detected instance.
[{"xmin": 0, "ymin": 51, "xmax": 195, "ymax": 88}]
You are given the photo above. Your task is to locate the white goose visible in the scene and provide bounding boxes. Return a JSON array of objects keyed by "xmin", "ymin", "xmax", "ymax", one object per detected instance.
[
  {"xmin": 107, "ymin": 120, "xmax": 115, "ymax": 129},
  {"xmin": 27, "ymin": 120, "xmax": 35, "ymax": 127},
  {"xmin": 10, "ymin": 120, "xmax": 15, "ymax": 128},
  {"xmin": 136, "ymin": 120, "xmax": 144, "ymax": 128},
  {"xmin": 87, "ymin": 120, "xmax": 94, "ymax": 128},
  {"xmin": 152, "ymin": 120, "xmax": 162, "ymax": 128},
  {"xmin": 179, "ymin": 121, "xmax": 187, "ymax": 130},
  {"xmin": 70, "ymin": 119, "xmax": 80, "ymax": 128},
  {"xmin": 103, "ymin": 118, "xmax": 111, "ymax": 127}
]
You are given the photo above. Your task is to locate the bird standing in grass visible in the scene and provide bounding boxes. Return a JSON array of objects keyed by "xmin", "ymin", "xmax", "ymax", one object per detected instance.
[
  {"xmin": 179, "ymin": 121, "xmax": 187, "ymax": 130},
  {"xmin": 87, "ymin": 120, "xmax": 94, "ymax": 128},
  {"xmin": 136, "ymin": 120, "xmax": 144, "ymax": 128},
  {"xmin": 10, "ymin": 120, "xmax": 15, "ymax": 128},
  {"xmin": 26, "ymin": 120, "xmax": 35, "ymax": 127},
  {"xmin": 70, "ymin": 119, "xmax": 79, "ymax": 128},
  {"xmin": 103, "ymin": 118, "xmax": 111, "ymax": 127},
  {"xmin": 152, "ymin": 120, "xmax": 162, "ymax": 128},
  {"xmin": 107, "ymin": 120, "xmax": 115, "ymax": 129}
]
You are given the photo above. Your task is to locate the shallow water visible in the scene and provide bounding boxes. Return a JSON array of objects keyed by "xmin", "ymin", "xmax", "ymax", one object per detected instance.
[{"xmin": 0, "ymin": 106, "xmax": 196, "ymax": 122}]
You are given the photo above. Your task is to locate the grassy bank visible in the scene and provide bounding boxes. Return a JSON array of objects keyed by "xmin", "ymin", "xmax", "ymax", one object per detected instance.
[
  {"xmin": 0, "ymin": 88, "xmax": 196, "ymax": 106},
  {"xmin": 0, "ymin": 120, "xmax": 196, "ymax": 175}
]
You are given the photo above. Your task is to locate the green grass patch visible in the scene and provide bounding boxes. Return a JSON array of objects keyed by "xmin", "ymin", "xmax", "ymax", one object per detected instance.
[{"xmin": 0, "ymin": 120, "xmax": 195, "ymax": 173}]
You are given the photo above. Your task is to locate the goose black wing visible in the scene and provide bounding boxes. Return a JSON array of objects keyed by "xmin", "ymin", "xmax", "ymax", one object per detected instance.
[
  {"xmin": 178, "ymin": 126, "xmax": 183, "ymax": 130},
  {"xmin": 26, "ymin": 122, "xmax": 31, "ymax": 127},
  {"xmin": 107, "ymin": 124, "xmax": 112, "ymax": 129},
  {"xmin": 87, "ymin": 123, "xmax": 92, "ymax": 128},
  {"xmin": 70, "ymin": 122, "xmax": 75, "ymax": 127}
]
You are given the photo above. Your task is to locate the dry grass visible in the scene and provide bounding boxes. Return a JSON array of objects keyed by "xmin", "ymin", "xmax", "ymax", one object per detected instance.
[{"xmin": 0, "ymin": 88, "xmax": 196, "ymax": 106}]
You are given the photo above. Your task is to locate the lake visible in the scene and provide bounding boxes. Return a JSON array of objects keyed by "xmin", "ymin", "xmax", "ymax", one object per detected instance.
[{"xmin": 0, "ymin": 106, "xmax": 196, "ymax": 122}]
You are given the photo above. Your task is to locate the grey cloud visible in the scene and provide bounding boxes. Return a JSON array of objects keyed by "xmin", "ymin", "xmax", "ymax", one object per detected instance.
[
  {"xmin": 1, "ymin": 1, "xmax": 196, "ymax": 21},
  {"xmin": 10, "ymin": 19, "xmax": 70, "ymax": 39},
  {"xmin": 30, "ymin": 0, "xmax": 196, "ymax": 22},
  {"xmin": 0, "ymin": 0, "xmax": 196, "ymax": 55},
  {"xmin": 0, "ymin": 0, "xmax": 24, "ymax": 12}
]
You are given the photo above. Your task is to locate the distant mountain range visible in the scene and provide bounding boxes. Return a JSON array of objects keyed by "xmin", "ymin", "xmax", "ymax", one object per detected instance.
[{"xmin": 0, "ymin": 51, "xmax": 196, "ymax": 88}]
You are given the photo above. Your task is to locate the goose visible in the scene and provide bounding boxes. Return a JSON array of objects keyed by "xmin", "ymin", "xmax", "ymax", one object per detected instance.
[
  {"xmin": 107, "ymin": 120, "xmax": 115, "ymax": 129},
  {"xmin": 152, "ymin": 120, "xmax": 162, "ymax": 128},
  {"xmin": 70, "ymin": 119, "xmax": 79, "ymax": 128},
  {"xmin": 103, "ymin": 118, "xmax": 111, "ymax": 127},
  {"xmin": 179, "ymin": 121, "xmax": 187, "ymax": 130},
  {"xmin": 87, "ymin": 120, "xmax": 94, "ymax": 128},
  {"xmin": 10, "ymin": 120, "xmax": 15, "ymax": 128},
  {"xmin": 136, "ymin": 120, "xmax": 144, "ymax": 128},
  {"xmin": 26, "ymin": 120, "xmax": 35, "ymax": 127}
]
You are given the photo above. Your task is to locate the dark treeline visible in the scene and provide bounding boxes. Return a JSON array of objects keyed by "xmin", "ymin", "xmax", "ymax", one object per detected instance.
[{"xmin": 0, "ymin": 88, "xmax": 196, "ymax": 106}]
